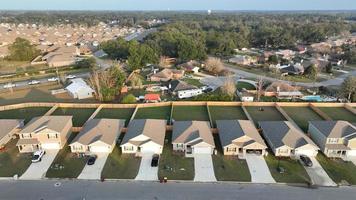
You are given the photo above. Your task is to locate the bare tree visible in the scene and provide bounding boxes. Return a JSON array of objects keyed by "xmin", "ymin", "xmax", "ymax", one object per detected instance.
[
  {"xmin": 159, "ymin": 56, "xmax": 172, "ymax": 68},
  {"xmin": 221, "ymin": 77, "xmax": 236, "ymax": 97},
  {"xmin": 130, "ymin": 73, "xmax": 143, "ymax": 88},
  {"xmin": 257, "ymin": 77, "xmax": 265, "ymax": 102},
  {"xmin": 204, "ymin": 57, "xmax": 224, "ymax": 74}
]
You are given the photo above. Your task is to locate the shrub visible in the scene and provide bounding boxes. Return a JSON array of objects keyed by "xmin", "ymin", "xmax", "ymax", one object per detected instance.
[{"xmin": 121, "ymin": 94, "xmax": 137, "ymax": 104}]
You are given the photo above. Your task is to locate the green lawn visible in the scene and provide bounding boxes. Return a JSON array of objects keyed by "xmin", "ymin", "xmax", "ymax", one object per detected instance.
[
  {"xmin": 236, "ymin": 81, "xmax": 256, "ymax": 91},
  {"xmin": 95, "ymin": 108, "xmax": 135, "ymax": 126},
  {"xmin": 46, "ymin": 133, "xmax": 87, "ymax": 178},
  {"xmin": 318, "ymin": 107, "xmax": 356, "ymax": 122},
  {"xmin": 182, "ymin": 78, "xmax": 205, "ymax": 87},
  {"xmin": 282, "ymin": 106, "xmax": 323, "ymax": 132},
  {"xmin": 0, "ymin": 85, "xmax": 97, "ymax": 106},
  {"xmin": 0, "ymin": 107, "xmax": 51, "ymax": 124},
  {"xmin": 0, "ymin": 139, "xmax": 32, "ymax": 177},
  {"xmin": 101, "ymin": 145, "xmax": 141, "ymax": 179},
  {"xmin": 51, "ymin": 107, "xmax": 96, "ymax": 127},
  {"xmin": 172, "ymin": 106, "xmax": 209, "ymax": 121},
  {"xmin": 212, "ymin": 155, "xmax": 251, "ymax": 182},
  {"xmin": 209, "ymin": 106, "xmax": 248, "ymax": 127},
  {"xmin": 245, "ymin": 106, "xmax": 286, "ymax": 126},
  {"xmin": 316, "ymin": 154, "xmax": 356, "ymax": 185},
  {"xmin": 265, "ymin": 154, "xmax": 311, "ymax": 184},
  {"xmin": 158, "ymin": 132, "xmax": 194, "ymax": 180},
  {"xmin": 134, "ymin": 106, "xmax": 171, "ymax": 121}
]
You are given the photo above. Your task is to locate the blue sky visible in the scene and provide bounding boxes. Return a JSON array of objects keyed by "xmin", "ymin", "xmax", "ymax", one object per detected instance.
[{"xmin": 1, "ymin": 0, "xmax": 356, "ymax": 11}]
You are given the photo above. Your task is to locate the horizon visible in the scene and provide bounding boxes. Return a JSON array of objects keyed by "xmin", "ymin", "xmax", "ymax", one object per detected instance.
[{"xmin": 1, "ymin": 0, "xmax": 356, "ymax": 11}]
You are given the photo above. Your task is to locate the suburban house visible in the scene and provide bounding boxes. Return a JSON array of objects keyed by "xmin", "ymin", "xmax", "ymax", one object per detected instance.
[
  {"xmin": 259, "ymin": 121, "xmax": 319, "ymax": 157},
  {"xmin": 308, "ymin": 121, "xmax": 356, "ymax": 159},
  {"xmin": 165, "ymin": 80, "xmax": 203, "ymax": 99},
  {"xmin": 41, "ymin": 46, "xmax": 80, "ymax": 67},
  {"xmin": 237, "ymin": 90, "xmax": 255, "ymax": 102},
  {"xmin": 66, "ymin": 78, "xmax": 95, "ymax": 99},
  {"xmin": 0, "ymin": 119, "xmax": 24, "ymax": 147},
  {"xmin": 144, "ymin": 93, "xmax": 161, "ymax": 103},
  {"xmin": 69, "ymin": 119, "xmax": 125, "ymax": 153},
  {"xmin": 229, "ymin": 55, "xmax": 257, "ymax": 65},
  {"xmin": 264, "ymin": 82, "xmax": 303, "ymax": 99},
  {"xmin": 149, "ymin": 68, "xmax": 185, "ymax": 82},
  {"xmin": 120, "ymin": 119, "xmax": 166, "ymax": 155},
  {"xmin": 172, "ymin": 121, "xmax": 215, "ymax": 157},
  {"xmin": 216, "ymin": 120, "xmax": 267, "ymax": 157},
  {"xmin": 279, "ymin": 64, "xmax": 304, "ymax": 75},
  {"xmin": 16, "ymin": 116, "xmax": 73, "ymax": 153}
]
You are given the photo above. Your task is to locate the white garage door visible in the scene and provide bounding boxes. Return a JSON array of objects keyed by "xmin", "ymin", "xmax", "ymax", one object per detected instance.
[
  {"xmin": 295, "ymin": 149, "xmax": 317, "ymax": 157},
  {"xmin": 347, "ymin": 150, "xmax": 356, "ymax": 157},
  {"xmin": 90, "ymin": 145, "xmax": 110, "ymax": 153},
  {"xmin": 41, "ymin": 143, "xmax": 60, "ymax": 149},
  {"xmin": 141, "ymin": 146, "xmax": 160, "ymax": 154},
  {"xmin": 193, "ymin": 147, "xmax": 212, "ymax": 154}
]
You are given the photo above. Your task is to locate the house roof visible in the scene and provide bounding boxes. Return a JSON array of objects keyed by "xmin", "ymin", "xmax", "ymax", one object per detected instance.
[
  {"xmin": 259, "ymin": 121, "xmax": 318, "ymax": 149},
  {"xmin": 309, "ymin": 121, "xmax": 356, "ymax": 139},
  {"xmin": 71, "ymin": 119, "xmax": 125, "ymax": 146},
  {"xmin": 0, "ymin": 119, "xmax": 24, "ymax": 139},
  {"xmin": 144, "ymin": 94, "xmax": 160, "ymax": 101},
  {"xmin": 66, "ymin": 78, "xmax": 94, "ymax": 93},
  {"xmin": 16, "ymin": 138, "xmax": 40, "ymax": 146},
  {"xmin": 166, "ymin": 80, "xmax": 197, "ymax": 92},
  {"xmin": 172, "ymin": 121, "xmax": 215, "ymax": 147},
  {"xmin": 216, "ymin": 120, "xmax": 266, "ymax": 148},
  {"xmin": 151, "ymin": 68, "xmax": 184, "ymax": 79},
  {"xmin": 121, "ymin": 119, "xmax": 166, "ymax": 146},
  {"xmin": 20, "ymin": 116, "xmax": 72, "ymax": 134}
]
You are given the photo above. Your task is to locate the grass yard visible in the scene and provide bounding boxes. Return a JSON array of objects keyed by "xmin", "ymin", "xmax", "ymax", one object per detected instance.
[
  {"xmin": 282, "ymin": 106, "xmax": 323, "ymax": 132},
  {"xmin": 46, "ymin": 133, "xmax": 87, "ymax": 178},
  {"xmin": 316, "ymin": 154, "xmax": 356, "ymax": 185},
  {"xmin": 158, "ymin": 132, "xmax": 194, "ymax": 180},
  {"xmin": 318, "ymin": 107, "xmax": 356, "ymax": 122},
  {"xmin": 245, "ymin": 106, "xmax": 286, "ymax": 126},
  {"xmin": 212, "ymin": 155, "xmax": 251, "ymax": 182},
  {"xmin": 101, "ymin": 145, "xmax": 141, "ymax": 179},
  {"xmin": 0, "ymin": 139, "xmax": 32, "ymax": 177},
  {"xmin": 0, "ymin": 107, "xmax": 51, "ymax": 124},
  {"xmin": 236, "ymin": 81, "xmax": 256, "ymax": 91},
  {"xmin": 265, "ymin": 154, "xmax": 311, "ymax": 184},
  {"xmin": 51, "ymin": 107, "xmax": 96, "ymax": 127},
  {"xmin": 0, "ymin": 85, "xmax": 97, "ymax": 106},
  {"xmin": 172, "ymin": 106, "xmax": 209, "ymax": 121},
  {"xmin": 209, "ymin": 106, "xmax": 248, "ymax": 127},
  {"xmin": 95, "ymin": 108, "xmax": 135, "ymax": 126},
  {"xmin": 182, "ymin": 78, "xmax": 205, "ymax": 87},
  {"xmin": 134, "ymin": 106, "xmax": 171, "ymax": 121}
]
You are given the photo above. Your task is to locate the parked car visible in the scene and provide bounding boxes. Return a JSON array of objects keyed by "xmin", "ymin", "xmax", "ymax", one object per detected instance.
[
  {"xmin": 31, "ymin": 150, "xmax": 45, "ymax": 163},
  {"xmin": 3, "ymin": 83, "xmax": 16, "ymax": 89},
  {"xmin": 48, "ymin": 77, "xmax": 59, "ymax": 82},
  {"xmin": 65, "ymin": 75, "xmax": 77, "ymax": 79},
  {"xmin": 151, "ymin": 154, "xmax": 159, "ymax": 167},
  {"xmin": 87, "ymin": 155, "xmax": 97, "ymax": 165},
  {"xmin": 28, "ymin": 80, "xmax": 40, "ymax": 85},
  {"xmin": 300, "ymin": 155, "xmax": 313, "ymax": 167}
]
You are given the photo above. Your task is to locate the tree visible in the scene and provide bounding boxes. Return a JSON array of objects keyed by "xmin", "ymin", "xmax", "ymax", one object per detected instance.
[
  {"xmin": 340, "ymin": 76, "xmax": 356, "ymax": 102},
  {"xmin": 129, "ymin": 73, "xmax": 143, "ymax": 88},
  {"xmin": 128, "ymin": 42, "xmax": 158, "ymax": 71},
  {"xmin": 256, "ymin": 77, "xmax": 265, "ymax": 102},
  {"xmin": 100, "ymin": 37, "xmax": 130, "ymax": 60},
  {"xmin": 7, "ymin": 37, "xmax": 40, "ymax": 61},
  {"xmin": 75, "ymin": 57, "xmax": 96, "ymax": 69},
  {"xmin": 204, "ymin": 57, "xmax": 224, "ymax": 74},
  {"xmin": 121, "ymin": 94, "xmax": 137, "ymax": 104},
  {"xmin": 221, "ymin": 77, "xmax": 236, "ymax": 97},
  {"xmin": 304, "ymin": 64, "xmax": 318, "ymax": 80},
  {"xmin": 268, "ymin": 55, "xmax": 279, "ymax": 64}
]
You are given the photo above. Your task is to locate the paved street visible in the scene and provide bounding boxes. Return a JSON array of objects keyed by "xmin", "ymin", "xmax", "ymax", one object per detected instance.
[
  {"xmin": 0, "ymin": 180, "xmax": 355, "ymax": 200},
  {"xmin": 193, "ymin": 154, "xmax": 217, "ymax": 182},
  {"xmin": 135, "ymin": 153, "xmax": 158, "ymax": 181},
  {"xmin": 245, "ymin": 154, "xmax": 276, "ymax": 183},
  {"xmin": 78, "ymin": 153, "xmax": 109, "ymax": 180},
  {"xmin": 20, "ymin": 150, "xmax": 59, "ymax": 180}
]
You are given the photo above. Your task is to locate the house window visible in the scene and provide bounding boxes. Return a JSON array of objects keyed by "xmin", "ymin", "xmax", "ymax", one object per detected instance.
[
  {"xmin": 72, "ymin": 145, "xmax": 83, "ymax": 151},
  {"xmin": 124, "ymin": 146, "xmax": 134, "ymax": 151},
  {"xmin": 47, "ymin": 134, "xmax": 58, "ymax": 139},
  {"xmin": 176, "ymin": 144, "xmax": 184, "ymax": 148},
  {"xmin": 328, "ymin": 138, "xmax": 339, "ymax": 144},
  {"xmin": 278, "ymin": 148, "xmax": 289, "ymax": 154},
  {"xmin": 21, "ymin": 134, "xmax": 32, "ymax": 139},
  {"xmin": 226, "ymin": 147, "xmax": 237, "ymax": 152}
]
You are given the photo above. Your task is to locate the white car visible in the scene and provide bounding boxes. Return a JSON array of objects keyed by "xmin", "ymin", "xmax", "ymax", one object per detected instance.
[
  {"xmin": 31, "ymin": 150, "xmax": 45, "ymax": 163},
  {"xmin": 65, "ymin": 75, "xmax": 77, "ymax": 79},
  {"xmin": 3, "ymin": 83, "xmax": 16, "ymax": 89},
  {"xmin": 28, "ymin": 80, "xmax": 40, "ymax": 85},
  {"xmin": 48, "ymin": 77, "xmax": 59, "ymax": 82}
]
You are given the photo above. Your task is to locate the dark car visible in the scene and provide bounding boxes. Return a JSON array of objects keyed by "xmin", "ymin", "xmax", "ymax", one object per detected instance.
[
  {"xmin": 300, "ymin": 155, "xmax": 313, "ymax": 167},
  {"xmin": 87, "ymin": 155, "xmax": 97, "ymax": 165},
  {"xmin": 151, "ymin": 154, "xmax": 159, "ymax": 167}
]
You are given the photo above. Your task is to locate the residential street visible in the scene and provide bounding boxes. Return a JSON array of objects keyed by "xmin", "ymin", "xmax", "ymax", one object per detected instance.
[{"xmin": 0, "ymin": 180, "xmax": 355, "ymax": 200}]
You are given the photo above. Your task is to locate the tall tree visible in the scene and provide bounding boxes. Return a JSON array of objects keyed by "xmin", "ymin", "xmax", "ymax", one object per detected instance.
[{"xmin": 7, "ymin": 37, "xmax": 40, "ymax": 61}]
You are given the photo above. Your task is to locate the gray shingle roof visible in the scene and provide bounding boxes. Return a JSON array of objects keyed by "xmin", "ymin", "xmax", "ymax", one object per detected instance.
[
  {"xmin": 309, "ymin": 121, "xmax": 356, "ymax": 138},
  {"xmin": 0, "ymin": 119, "xmax": 24, "ymax": 139}
]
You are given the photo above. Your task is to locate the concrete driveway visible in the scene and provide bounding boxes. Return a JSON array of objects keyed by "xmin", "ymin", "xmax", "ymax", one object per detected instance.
[
  {"xmin": 78, "ymin": 153, "xmax": 109, "ymax": 180},
  {"xmin": 135, "ymin": 153, "xmax": 158, "ymax": 181},
  {"xmin": 302, "ymin": 157, "xmax": 336, "ymax": 186},
  {"xmin": 245, "ymin": 154, "xmax": 276, "ymax": 183},
  {"xmin": 193, "ymin": 154, "xmax": 217, "ymax": 182},
  {"xmin": 20, "ymin": 149, "xmax": 59, "ymax": 180}
]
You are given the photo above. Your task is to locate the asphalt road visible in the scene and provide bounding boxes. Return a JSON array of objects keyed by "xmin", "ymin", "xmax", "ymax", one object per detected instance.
[{"xmin": 0, "ymin": 180, "xmax": 355, "ymax": 200}]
